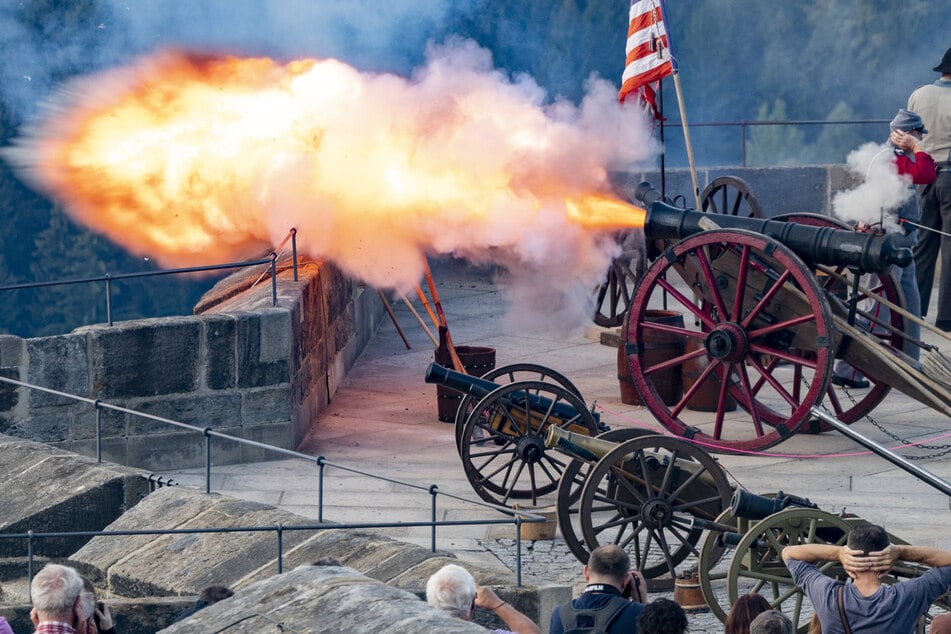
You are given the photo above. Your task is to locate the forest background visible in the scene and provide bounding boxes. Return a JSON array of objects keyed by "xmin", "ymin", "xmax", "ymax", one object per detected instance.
[{"xmin": 0, "ymin": 0, "xmax": 945, "ymax": 337}]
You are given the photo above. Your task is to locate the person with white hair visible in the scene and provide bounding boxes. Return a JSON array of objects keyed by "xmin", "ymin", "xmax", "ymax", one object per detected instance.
[
  {"xmin": 29, "ymin": 563, "xmax": 86, "ymax": 634},
  {"xmin": 426, "ymin": 563, "xmax": 541, "ymax": 634}
]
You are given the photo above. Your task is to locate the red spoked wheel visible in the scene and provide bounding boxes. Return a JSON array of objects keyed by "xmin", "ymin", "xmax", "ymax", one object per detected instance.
[
  {"xmin": 771, "ymin": 213, "xmax": 904, "ymax": 429},
  {"xmin": 625, "ymin": 229, "xmax": 835, "ymax": 453}
]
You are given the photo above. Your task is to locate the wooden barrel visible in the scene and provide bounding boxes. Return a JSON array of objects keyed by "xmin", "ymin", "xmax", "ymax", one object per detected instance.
[
  {"xmin": 434, "ymin": 346, "xmax": 496, "ymax": 422},
  {"xmin": 682, "ymin": 337, "xmax": 737, "ymax": 412},
  {"xmin": 619, "ymin": 310, "xmax": 685, "ymax": 406}
]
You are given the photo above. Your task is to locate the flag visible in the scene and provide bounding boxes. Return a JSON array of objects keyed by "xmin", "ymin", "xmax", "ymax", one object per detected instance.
[{"xmin": 619, "ymin": 0, "xmax": 675, "ymax": 120}]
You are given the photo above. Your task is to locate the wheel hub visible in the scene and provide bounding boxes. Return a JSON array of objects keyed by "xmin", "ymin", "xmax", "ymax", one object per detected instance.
[
  {"xmin": 516, "ymin": 436, "xmax": 546, "ymax": 464},
  {"xmin": 641, "ymin": 498, "xmax": 674, "ymax": 529},
  {"xmin": 705, "ymin": 323, "xmax": 748, "ymax": 363}
]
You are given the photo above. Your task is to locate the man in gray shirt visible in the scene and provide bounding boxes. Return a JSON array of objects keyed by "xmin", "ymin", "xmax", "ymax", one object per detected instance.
[{"xmin": 782, "ymin": 524, "xmax": 951, "ymax": 633}]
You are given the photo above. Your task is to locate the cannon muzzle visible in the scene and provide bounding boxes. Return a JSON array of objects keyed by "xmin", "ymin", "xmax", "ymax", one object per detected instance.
[
  {"xmin": 634, "ymin": 182, "xmax": 913, "ymax": 273},
  {"xmin": 424, "ymin": 362, "xmax": 599, "ymax": 425},
  {"xmin": 730, "ymin": 488, "xmax": 817, "ymax": 520}
]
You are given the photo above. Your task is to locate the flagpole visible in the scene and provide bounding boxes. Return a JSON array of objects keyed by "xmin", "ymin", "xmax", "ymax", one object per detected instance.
[
  {"xmin": 671, "ymin": 70, "xmax": 701, "ymax": 210},
  {"xmin": 658, "ymin": 81, "xmax": 666, "ymax": 199}
]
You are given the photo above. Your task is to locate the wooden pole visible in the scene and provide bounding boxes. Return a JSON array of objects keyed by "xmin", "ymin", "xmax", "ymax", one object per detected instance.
[
  {"xmin": 377, "ymin": 290, "xmax": 411, "ymax": 349},
  {"xmin": 415, "ymin": 285, "xmax": 440, "ymax": 331},
  {"xmin": 422, "ymin": 260, "xmax": 466, "ymax": 373},
  {"xmin": 671, "ymin": 71, "xmax": 702, "ymax": 210},
  {"xmin": 399, "ymin": 293, "xmax": 439, "ymax": 347}
]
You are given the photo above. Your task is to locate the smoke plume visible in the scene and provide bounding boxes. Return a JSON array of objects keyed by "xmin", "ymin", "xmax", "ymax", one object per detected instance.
[{"xmin": 831, "ymin": 142, "xmax": 912, "ymax": 234}]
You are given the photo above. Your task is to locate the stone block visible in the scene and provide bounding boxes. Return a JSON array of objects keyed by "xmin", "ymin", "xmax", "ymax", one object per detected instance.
[
  {"xmin": 27, "ymin": 334, "xmax": 89, "ymax": 407},
  {"xmin": 238, "ymin": 422, "xmax": 294, "ymax": 462},
  {"xmin": 0, "ymin": 435, "xmax": 148, "ymax": 557},
  {"xmin": 235, "ymin": 314, "xmax": 290, "ymax": 388},
  {"xmin": 158, "ymin": 564, "xmax": 487, "ymax": 634},
  {"xmin": 203, "ymin": 314, "xmax": 236, "ymax": 390},
  {"xmin": 129, "ymin": 394, "xmax": 242, "ymax": 434},
  {"xmin": 15, "ymin": 412, "xmax": 69, "ymax": 442},
  {"xmin": 125, "ymin": 430, "xmax": 208, "ymax": 471},
  {"xmin": 242, "ymin": 387, "xmax": 292, "ymax": 424},
  {"xmin": 89, "ymin": 319, "xmax": 201, "ymax": 398},
  {"xmin": 0, "ymin": 334, "xmax": 24, "ymax": 367},
  {"xmin": 0, "ymin": 367, "xmax": 21, "ymax": 414},
  {"xmin": 71, "ymin": 405, "xmax": 127, "ymax": 439}
]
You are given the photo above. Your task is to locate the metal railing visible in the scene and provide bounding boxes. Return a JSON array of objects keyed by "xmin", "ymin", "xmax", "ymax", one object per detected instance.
[
  {"xmin": 660, "ymin": 117, "xmax": 892, "ymax": 166},
  {"xmin": 0, "ymin": 374, "xmax": 544, "ymax": 587},
  {"xmin": 0, "ymin": 228, "xmax": 300, "ymax": 327}
]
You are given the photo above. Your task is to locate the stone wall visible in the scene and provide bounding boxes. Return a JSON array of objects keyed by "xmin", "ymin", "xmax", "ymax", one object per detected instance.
[{"xmin": 0, "ymin": 260, "xmax": 383, "ymax": 470}]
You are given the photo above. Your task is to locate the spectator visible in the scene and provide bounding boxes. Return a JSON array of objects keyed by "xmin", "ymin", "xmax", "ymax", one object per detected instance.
[
  {"xmin": 172, "ymin": 585, "xmax": 234, "ymax": 623},
  {"xmin": 0, "ymin": 616, "xmax": 13, "ymax": 634},
  {"xmin": 832, "ymin": 108, "xmax": 936, "ymax": 387},
  {"xmin": 725, "ymin": 592, "xmax": 772, "ymax": 634},
  {"xmin": 783, "ymin": 524, "xmax": 951, "ymax": 633},
  {"xmin": 635, "ymin": 598, "xmax": 687, "ymax": 634},
  {"xmin": 29, "ymin": 563, "xmax": 85, "ymax": 634},
  {"xmin": 426, "ymin": 563, "xmax": 540, "ymax": 634},
  {"xmin": 549, "ymin": 545, "xmax": 647, "ymax": 633},
  {"xmin": 909, "ymin": 46, "xmax": 951, "ymax": 330},
  {"xmin": 81, "ymin": 576, "xmax": 116, "ymax": 634},
  {"xmin": 932, "ymin": 612, "xmax": 951, "ymax": 634},
  {"xmin": 749, "ymin": 610, "xmax": 793, "ymax": 634}
]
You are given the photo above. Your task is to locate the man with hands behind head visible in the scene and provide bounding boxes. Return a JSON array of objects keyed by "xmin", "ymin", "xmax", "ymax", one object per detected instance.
[{"xmin": 782, "ymin": 524, "xmax": 951, "ymax": 634}]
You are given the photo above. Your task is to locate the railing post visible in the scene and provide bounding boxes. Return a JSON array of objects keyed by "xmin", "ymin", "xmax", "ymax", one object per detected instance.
[
  {"xmin": 28, "ymin": 530, "xmax": 35, "ymax": 602},
  {"xmin": 270, "ymin": 253, "xmax": 278, "ymax": 307},
  {"xmin": 95, "ymin": 400, "xmax": 102, "ymax": 463},
  {"xmin": 291, "ymin": 228, "xmax": 298, "ymax": 282},
  {"xmin": 741, "ymin": 122, "xmax": 748, "ymax": 167},
  {"xmin": 204, "ymin": 429, "xmax": 212, "ymax": 494},
  {"xmin": 277, "ymin": 523, "xmax": 284, "ymax": 574},
  {"xmin": 515, "ymin": 515, "xmax": 522, "ymax": 587},
  {"xmin": 317, "ymin": 456, "xmax": 325, "ymax": 523},
  {"xmin": 429, "ymin": 484, "xmax": 438, "ymax": 553},
  {"xmin": 105, "ymin": 274, "xmax": 113, "ymax": 326}
]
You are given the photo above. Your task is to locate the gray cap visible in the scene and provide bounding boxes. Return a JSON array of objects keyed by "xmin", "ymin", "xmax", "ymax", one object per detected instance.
[{"xmin": 890, "ymin": 109, "xmax": 927, "ymax": 134}]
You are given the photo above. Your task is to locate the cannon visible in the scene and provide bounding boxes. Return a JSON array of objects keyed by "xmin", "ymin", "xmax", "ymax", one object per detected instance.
[
  {"xmin": 621, "ymin": 181, "xmax": 951, "ymax": 452},
  {"xmin": 694, "ymin": 489, "xmax": 951, "ymax": 632},
  {"xmin": 424, "ymin": 362, "xmax": 601, "ymax": 506}
]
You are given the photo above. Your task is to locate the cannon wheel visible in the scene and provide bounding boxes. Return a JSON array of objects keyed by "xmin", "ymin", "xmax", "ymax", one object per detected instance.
[
  {"xmin": 592, "ymin": 230, "xmax": 646, "ymax": 327},
  {"xmin": 626, "ymin": 229, "xmax": 835, "ymax": 453},
  {"xmin": 555, "ymin": 427, "xmax": 658, "ymax": 565},
  {"xmin": 576, "ymin": 435, "xmax": 732, "ymax": 587},
  {"xmin": 771, "ymin": 213, "xmax": 904, "ymax": 429},
  {"xmin": 459, "ymin": 380, "xmax": 599, "ymax": 506},
  {"xmin": 726, "ymin": 507, "xmax": 856, "ymax": 633},
  {"xmin": 454, "ymin": 363, "xmax": 583, "ymax": 456},
  {"xmin": 697, "ymin": 500, "xmax": 775, "ymax": 622},
  {"xmin": 700, "ymin": 176, "xmax": 764, "ymax": 218}
]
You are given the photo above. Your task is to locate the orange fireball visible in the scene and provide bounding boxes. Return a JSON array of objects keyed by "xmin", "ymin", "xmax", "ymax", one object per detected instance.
[{"xmin": 5, "ymin": 44, "xmax": 653, "ymax": 292}]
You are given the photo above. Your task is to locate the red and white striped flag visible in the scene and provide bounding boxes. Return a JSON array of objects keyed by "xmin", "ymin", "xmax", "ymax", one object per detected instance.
[{"xmin": 619, "ymin": 0, "xmax": 674, "ymax": 120}]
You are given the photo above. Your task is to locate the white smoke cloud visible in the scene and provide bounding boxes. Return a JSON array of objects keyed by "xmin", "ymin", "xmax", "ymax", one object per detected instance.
[{"xmin": 831, "ymin": 141, "xmax": 913, "ymax": 234}]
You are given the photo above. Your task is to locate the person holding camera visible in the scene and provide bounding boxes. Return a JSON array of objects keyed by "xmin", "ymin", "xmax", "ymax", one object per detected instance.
[{"xmin": 549, "ymin": 545, "xmax": 648, "ymax": 633}]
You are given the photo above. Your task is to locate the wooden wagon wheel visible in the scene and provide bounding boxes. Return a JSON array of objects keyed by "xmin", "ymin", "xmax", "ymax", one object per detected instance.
[
  {"xmin": 592, "ymin": 230, "xmax": 646, "ymax": 328},
  {"xmin": 697, "ymin": 498, "xmax": 777, "ymax": 623},
  {"xmin": 555, "ymin": 428, "xmax": 658, "ymax": 565},
  {"xmin": 700, "ymin": 176, "xmax": 764, "ymax": 218},
  {"xmin": 725, "ymin": 507, "xmax": 856, "ymax": 633},
  {"xmin": 459, "ymin": 380, "xmax": 599, "ymax": 506},
  {"xmin": 454, "ymin": 363, "xmax": 582, "ymax": 456},
  {"xmin": 771, "ymin": 212, "xmax": 905, "ymax": 429},
  {"xmin": 626, "ymin": 229, "xmax": 836, "ymax": 453},
  {"xmin": 576, "ymin": 435, "xmax": 732, "ymax": 587}
]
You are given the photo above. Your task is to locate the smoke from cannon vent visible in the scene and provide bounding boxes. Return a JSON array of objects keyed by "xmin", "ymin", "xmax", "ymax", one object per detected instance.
[
  {"xmin": 3, "ymin": 42, "xmax": 654, "ymax": 329},
  {"xmin": 832, "ymin": 142, "xmax": 913, "ymax": 234}
]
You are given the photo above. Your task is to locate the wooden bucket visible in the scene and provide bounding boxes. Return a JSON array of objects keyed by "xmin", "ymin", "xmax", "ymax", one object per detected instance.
[
  {"xmin": 619, "ymin": 310, "xmax": 685, "ymax": 406},
  {"xmin": 434, "ymin": 346, "xmax": 496, "ymax": 422},
  {"xmin": 683, "ymin": 337, "xmax": 737, "ymax": 412}
]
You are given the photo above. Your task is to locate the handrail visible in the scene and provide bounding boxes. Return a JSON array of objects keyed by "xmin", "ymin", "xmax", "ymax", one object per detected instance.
[
  {"xmin": 0, "ymin": 227, "xmax": 300, "ymax": 327},
  {"xmin": 0, "ymin": 373, "xmax": 543, "ymax": 586}
]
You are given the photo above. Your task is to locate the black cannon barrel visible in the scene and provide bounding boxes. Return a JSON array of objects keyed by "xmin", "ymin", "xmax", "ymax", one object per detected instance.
[
  {"xmin": 730, "ymin": 488, "xmax": 817, "ymax": 521},
  {"xmin": 634, "ymin": 182, "xmax": 912, "ymax": 274},
  {"xmin": 424, "ymin": 362, "xmax": 599, "ymax": 424}
]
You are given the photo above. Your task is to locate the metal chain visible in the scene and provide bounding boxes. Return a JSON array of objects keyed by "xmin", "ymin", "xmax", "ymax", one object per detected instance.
[{"xmin": 835, "ymin": 385, "xmax": 951, "ymax": 459}]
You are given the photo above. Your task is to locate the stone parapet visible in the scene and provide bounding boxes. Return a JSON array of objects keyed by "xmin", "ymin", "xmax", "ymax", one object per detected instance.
[{"xmin": 0, "ymin": 259, "xmax": 383, "ymax": 470}]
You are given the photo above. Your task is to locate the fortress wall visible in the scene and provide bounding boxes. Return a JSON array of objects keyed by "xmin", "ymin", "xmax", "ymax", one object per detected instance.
[{"xmin": 0, "ymin": 259, "xmax": 384, "ymax": 470}]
